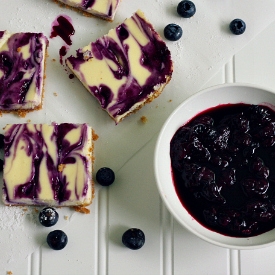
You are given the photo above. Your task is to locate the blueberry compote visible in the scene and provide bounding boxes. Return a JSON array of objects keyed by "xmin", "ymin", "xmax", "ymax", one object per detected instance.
[{"xmin": 170, "ymin": 104, "xmax": 275, "ymax": 237}]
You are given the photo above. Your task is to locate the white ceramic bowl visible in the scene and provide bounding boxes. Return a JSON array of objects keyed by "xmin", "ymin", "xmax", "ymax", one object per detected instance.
[{"xmin": 154, "ymin": 83, "xmax": 275, "ymax": 249}]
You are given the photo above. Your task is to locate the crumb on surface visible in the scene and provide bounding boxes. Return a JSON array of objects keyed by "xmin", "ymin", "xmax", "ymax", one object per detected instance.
[
  {"xmin": 27, "ymin": 119, "xmax": 31, "ymax": 123},
  {"xmin": 58, "ymin": 164, "xmax": 66, "ymax": 172},
  {"xmin": 64, "ymin": 215, "xmax": 69, "ymax": 220},
  {"xmin": 17, "ymin": 110, "xmax": 28, "ymax": 117},
  {"xmin": 34, "ymin": 208, "xmax": 39, "ymax": 213},
  {"xmin": 140, "ymin": 116, "xmax": 148, "ymax": 123},
  {"xmin": 7, "ymin": 271, "xmax": 13, "ymax": 275},
  {"xmin": 168, "ymin": 99, "xmax": 172, "ymax": 102},
  {"xmin": 92, "ymin": 129, "xmax": 99, "ymax": 141},
  {"xmin": 73, "ymin": 206, "xmax": 90, "ymax": 214},
  {"xmin": 53, "ymin": 92, "xmax": 58, "ymax": 96},
  {"xmin": 52, "ymin": 58, "xmax": 56, "ymax": 61}
]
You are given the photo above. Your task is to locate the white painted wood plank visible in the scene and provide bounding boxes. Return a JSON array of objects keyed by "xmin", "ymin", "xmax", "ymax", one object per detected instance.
[
  {"xmin": 39, "ymin": 193, "xmax": 98, "ymax": 275},
  {"xmin": 234, "ymin": 21, "xmax": 275, "ymax": 90},
  {"xmin": 107, "ymin": 136, "xmax": 163, "ymax": 275},
  {"xmin": 173, "ymin": 220, "xmax": 229, "ymax": 275}
]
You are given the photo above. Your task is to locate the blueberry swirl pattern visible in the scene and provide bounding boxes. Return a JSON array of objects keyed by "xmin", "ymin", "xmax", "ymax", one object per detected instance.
[
  {"xmin": 3, "ymin": 123, "xmax": 93, "ymax": 206},
  {"xmin": 0, "ymin": 31, "xmax": 48, "ymax": 110},
  {"xmin": 56, "ymin": 0, "xmax": 120, "ymax": 21},
  {"xmin": 66, "ymin": 10, "xmax": 173, "ymax": 123}
]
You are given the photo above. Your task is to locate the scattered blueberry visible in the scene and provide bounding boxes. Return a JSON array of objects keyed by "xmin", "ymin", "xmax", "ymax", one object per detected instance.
[
  {"xmin": 0, "ymin": 134, "xmax": 4, "ymax": 149},
  {"xmin": 96, "ymin": 167, "xmax": 115, "ymax": 186},
  {"xmin": 177, "ymin": 0, "xmax": 196, "ymax": 18},
  {"xmin": 164, "ymin": 24, "xmax": 183, "ymax": 41},
  {"xmin": 47, "ymin": 230, "xmax": 68, "ymax": 250},
  {"xmin": 39, "ymin": 207, "xmax": 59, "ymax": 227},
  {"xmin": 122, "ymin": 228, "xmax": 145, "ymax": 250},
  {"xmin": 229, "ymin": 19, "xmax": 246, "ymax": 35}
]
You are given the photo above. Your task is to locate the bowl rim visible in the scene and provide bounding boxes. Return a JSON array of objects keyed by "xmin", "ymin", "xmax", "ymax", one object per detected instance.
[{"xmin": 154, "ymin": 82, "xmax": 275, "ymax": 250}]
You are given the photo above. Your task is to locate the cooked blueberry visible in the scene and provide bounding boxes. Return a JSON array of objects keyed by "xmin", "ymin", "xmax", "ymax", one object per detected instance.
[
  {"xmin": 219, "ymin": 167, "xmax": 236, "ymax": 186},
  {"xmin": 246, "ymin": 201, "xmax": 275, "ymax": 222},
  {"xmin": 122, "ymin": 228, "xmax": 145, "ymax": 250},
  {"xmin": 203, "ymin": 207, "xmax": 218, "ymax": 226},
  {"xmin": 229, "ymin": 19, "xmax": 246, "ymax": 35},
  {"xmin": 231, "ymin": 131, "xmax": 252, "ymax": 147},
  {"xmin": 201, "ymin": 182, "xmax": 225, "ymax": 204},
  {"xmin": 249, "ymin": 157, "xmax": 269, "ymax": 179},
  {"xmin": 211, "ymin": 126, "xmax": 230, "ymax": 152},
  {"xmin": 0, "ymin": 134, "xmax": 4, "ymax": 149},
  {"xmin": 259, "ymin": 122, "xmax": 275, "ymax": 138},
  {"xmin": 232, "ymin": 218, "xmax": 258, "ymax": 236},
  {"xmin": 96, "ymin": 167, "xmax": 115, "ymax": 186},
  {"xmin": 247, "ymin": 105, "xmax": 271, "ymax": 125},
  {"xmin": 39, "ymin": 207, "xmax": 59, "ymax": 227},
  {"xmin": 187, "ymin": 138, "xmax": 211, "ymax": 161},
  {"xmin": 231, "ymin": 115, "xmax": 250, "ymax": 132},
  {"xmin": 192, "ymin": 115, "xmax": 214, "ymax": 126},
  {"xmin": 243, "ymin": 143, "xmax": 259, "ymax": 158},
  {"xmin": 164, "ymin": 24, "xmax": 182, "ymax": 41},
  {"xmin": 262, "ymin": 136, "xmax": 275, "ymax": 147},
  {"xmin": 177, "ymin": 0, "xmax": 196, "ymax": 18},
  {"xmin": 47, "ymin": 230, "xmax": 68, "ymax": 250},
  {"xmin": 242, "ymin": 178, "xmax": 269, "ymax": 198}
]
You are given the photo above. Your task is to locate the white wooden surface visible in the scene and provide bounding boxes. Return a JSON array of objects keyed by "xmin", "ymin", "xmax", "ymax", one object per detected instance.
[
  {"xmin": 2, "ymin": 1, "xmax": 275, "ymax": 275},
  {"xmin": 28, "ymin": 21, "xmax": 275, "ymax": 275}
]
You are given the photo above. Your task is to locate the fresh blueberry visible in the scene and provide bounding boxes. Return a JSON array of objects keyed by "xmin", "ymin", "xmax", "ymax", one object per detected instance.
[
  {"xmin": 0, "ymin": 134, "xmax": 4, "ymax": 149},
  {"xmin": 177, "ymin": 0, "xmax": 196, "ymax": 18},
  {"xmin": 122, "ymin": 228, "xmax": 145, "ymax": 250},
  {"xmin": 39, "ymin": 207, "xmax": 59, "ymax": 227},
  {"xmin": 229, "ymin": 19, "xmax": 246, "ymax": 35},
  {"xmin": 164, "ymin": 24, "xmax": 183, "ymax": 41},
  {"xmin": 96, "ymin": 167, "xmax": 115, "ymax": 186},
  {"xmin": 47, "ymin": 230, "xmax": 68, "ymax": 250}
]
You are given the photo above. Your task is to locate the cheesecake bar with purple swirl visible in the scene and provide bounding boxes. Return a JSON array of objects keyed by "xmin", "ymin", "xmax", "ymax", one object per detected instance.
[
  {"xmin": 0, "ymin": 31, "xmax": 48, "ymax": 116},
  {"xmin": 66, "ymin": 10, "xmax": 173, "ymax": 123},
  {"xmin": 54, "ymin": 0, "xmax": 120, "ymax": 21},
  {"xmin": 3, "ymin": 123, "xmax": 94, "ymax": 207}
]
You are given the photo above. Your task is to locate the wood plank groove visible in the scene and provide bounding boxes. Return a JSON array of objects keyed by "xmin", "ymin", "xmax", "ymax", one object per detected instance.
[{"xmin": 160, "ymin": 201, "xmax": 174, "ymax": 275}]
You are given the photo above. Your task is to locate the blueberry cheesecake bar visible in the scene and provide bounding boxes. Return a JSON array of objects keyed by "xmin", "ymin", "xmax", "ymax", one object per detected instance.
[
  {"xmin": 3, "ymin": 123, "xmax": 94, "ymax": 206},
  {"xmin": 54, "ymin": 0, "xmax": 121, "ymax": 21},
  {"xmin": 0, "ymin": 31, "xmax": 48, "ymax": 116},
  {"xmin": 66, "ymin": 10, "xmax": 173, "ymax": 123}
]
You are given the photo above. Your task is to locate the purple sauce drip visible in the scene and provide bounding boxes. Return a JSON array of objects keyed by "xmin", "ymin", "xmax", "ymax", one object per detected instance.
[
  {"xmin": 50, "ymin": 15, "xmax": 75, "ymax": 46},
  {"xmin": 59, "ymin": 45, "xmax": 68, "ymax": 64},
  {"xmin": 3, "ymin": 123, "xmax": 89, "ymax": 203},
  {"xmin": 0, "ymin": 32, "xmax": 47, "ymax": 109},
  {"xmin": 66, "ymin": 12, "xmax": 173, "ymax": 119}
]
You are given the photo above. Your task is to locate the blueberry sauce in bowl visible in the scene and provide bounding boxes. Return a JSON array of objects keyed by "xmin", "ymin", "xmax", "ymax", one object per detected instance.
[
  {"xmin": 154, "ymin": 83, "xmax": 275, "ymax": 249},
  {"xmin": 170, "ymin": 103, "xmax": 275, "ymax": 238}
]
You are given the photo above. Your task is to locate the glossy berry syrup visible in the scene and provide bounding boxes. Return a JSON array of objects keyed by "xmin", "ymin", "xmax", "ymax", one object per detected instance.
[
  {"xmin": 50, "ymin": 15, "xmax": 75, "ymax": 46},
  {"xmin": 170, "ymin": 103, "xmax": 275, "ymax": 237}
]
